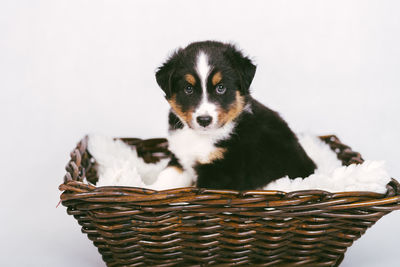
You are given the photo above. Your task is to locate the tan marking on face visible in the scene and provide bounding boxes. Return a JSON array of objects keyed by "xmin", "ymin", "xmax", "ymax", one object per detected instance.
[
  {"xmin": 217, "ymin": 91, "xmax": 245, "ymax": 126},
  {"xmin": 168, "ymin": 95, "xmax": 194, "ymax": 127},
  {"xmin": 212, "ymin": 71, "xmax": 222, "ymax": 86},
  {"xmin": 198, "ymin": 147, "xmax": 227, "ymax": 164},
  {"xmin": 185, "ymin": 74, "xmax": 196, "ymax": 86}
]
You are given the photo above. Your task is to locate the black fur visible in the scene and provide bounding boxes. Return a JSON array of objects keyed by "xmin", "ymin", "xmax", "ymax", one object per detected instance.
[
  {"xmin": 156, "ymin": 41, "xmax": 316, "ymax": 190},
  {"xmin": 196, "ymin": 99, "xmax": 316, "ymax": 190},
  {"xmin": 168, "ymin": 112, "xmax": 184, "ymax": 130}
]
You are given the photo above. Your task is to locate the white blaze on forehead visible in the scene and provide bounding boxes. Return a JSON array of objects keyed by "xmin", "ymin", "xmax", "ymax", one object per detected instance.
[{"xmin": 195, "ymin": 51, "xmax": 211, "ymax": 94}]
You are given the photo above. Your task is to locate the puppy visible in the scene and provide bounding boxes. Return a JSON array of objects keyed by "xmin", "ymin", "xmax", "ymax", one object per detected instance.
[{"xmin": 152, "ymin": 41, "xmax": 316, "ymax": 191}]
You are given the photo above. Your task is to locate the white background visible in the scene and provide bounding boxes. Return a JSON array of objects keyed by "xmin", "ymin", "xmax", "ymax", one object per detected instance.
[{"xmin": 1, "ymin": 0, "xmax": 399, "ymax": 266}]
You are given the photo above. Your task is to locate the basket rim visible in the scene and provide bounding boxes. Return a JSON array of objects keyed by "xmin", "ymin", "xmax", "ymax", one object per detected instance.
[{"xmin": 60, "ymin": 134, "xmax": 400, "ymax": 209}]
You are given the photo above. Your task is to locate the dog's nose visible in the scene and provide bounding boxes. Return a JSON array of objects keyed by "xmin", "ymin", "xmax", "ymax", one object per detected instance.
[{"xmin": 196, "ymin": 115, "xmax": 212, "ymax": 127}]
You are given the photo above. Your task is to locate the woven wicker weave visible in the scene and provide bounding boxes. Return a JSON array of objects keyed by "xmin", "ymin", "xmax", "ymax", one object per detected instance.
[{"xmin": 60, "ymin": 135, "xmax": 400, "ymax": 266}]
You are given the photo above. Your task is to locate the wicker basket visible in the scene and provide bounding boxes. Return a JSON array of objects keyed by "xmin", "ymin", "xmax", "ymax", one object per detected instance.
[{"xmin": 60, "ymin": 135, "xmax": 400, "ymax": 266}]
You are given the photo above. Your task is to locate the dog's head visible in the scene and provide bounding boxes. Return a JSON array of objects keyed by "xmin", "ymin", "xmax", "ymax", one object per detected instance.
[{"xmin": 156, "ymin": 41, "xmax": 256, "ymax": 131}]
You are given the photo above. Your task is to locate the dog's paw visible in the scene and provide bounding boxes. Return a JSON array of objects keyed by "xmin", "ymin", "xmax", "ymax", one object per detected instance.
[{"xmin": 148, "ymin": 166, "xmax": 193, "ymax": 191}]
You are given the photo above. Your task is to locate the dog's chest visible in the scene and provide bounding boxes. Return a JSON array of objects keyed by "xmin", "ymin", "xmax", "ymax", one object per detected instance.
[
  {"xmin": 167, "ymin": 126, "xmax": 233, "ymax": 174},
  {"xmin": 168, "ymin": 129, "xmax": 217, "ymax": 173}
]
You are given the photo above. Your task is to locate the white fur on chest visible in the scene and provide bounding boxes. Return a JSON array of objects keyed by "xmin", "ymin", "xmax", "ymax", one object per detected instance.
[{"xmin": 167, "ymin": 123, "xmax": 234, "ymax": 177}]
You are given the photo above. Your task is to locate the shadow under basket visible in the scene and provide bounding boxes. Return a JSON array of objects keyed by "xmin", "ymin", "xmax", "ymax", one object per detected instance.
[{"xmin": 59, "ymin": 135, "xmax": 400, "ymax": 267}]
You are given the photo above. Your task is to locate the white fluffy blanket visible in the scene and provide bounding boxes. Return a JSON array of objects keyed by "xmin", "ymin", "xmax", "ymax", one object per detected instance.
[{"xmin": 87, "ymin": 134, "xmax": 390, "ymax": 193}]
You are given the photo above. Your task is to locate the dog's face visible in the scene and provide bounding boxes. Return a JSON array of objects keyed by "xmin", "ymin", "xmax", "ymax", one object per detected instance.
[{"xmin": 156, "ymin": 41, "xmax": 256, "ymax": 131}]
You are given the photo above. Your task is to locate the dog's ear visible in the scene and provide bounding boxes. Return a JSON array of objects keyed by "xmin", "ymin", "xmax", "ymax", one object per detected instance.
[
  {"xmin": 155, "ymin": 50, "xmax": 181, "ymax": 98},
  {"xmin": 225, "ymin": 45, "xmax": 256, "ymax": 94}
]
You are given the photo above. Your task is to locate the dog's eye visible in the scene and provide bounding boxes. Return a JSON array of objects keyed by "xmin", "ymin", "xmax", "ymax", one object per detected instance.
[
  {"xmin": 216, "ymin": 84, "xmax": 226, "ymax": 95},
  {"xmin": 184, "ymin": 86, "xmax": 194, "ymax": 95}
]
